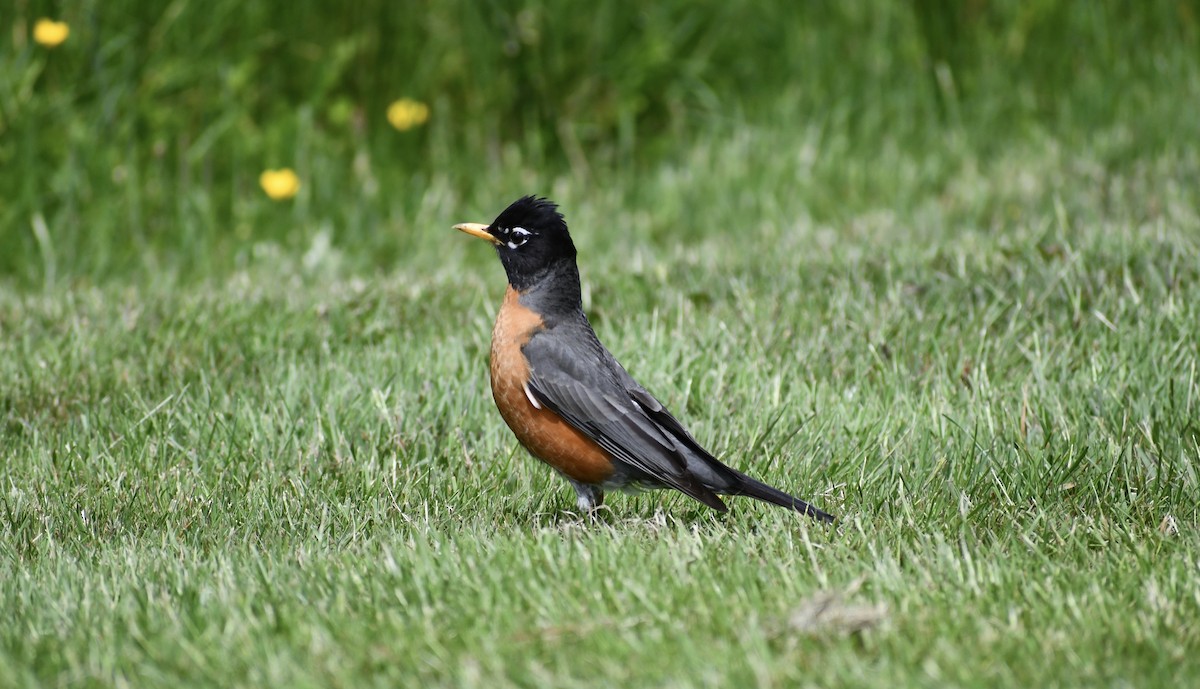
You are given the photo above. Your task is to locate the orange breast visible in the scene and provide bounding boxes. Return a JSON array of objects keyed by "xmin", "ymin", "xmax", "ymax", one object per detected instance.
[{"xmin": 490, "ymin": 287, "xmax": 616, "ymax": 485}]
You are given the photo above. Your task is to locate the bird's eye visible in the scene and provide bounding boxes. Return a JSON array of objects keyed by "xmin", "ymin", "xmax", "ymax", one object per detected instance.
[{"xmin": 503, "ymin": 226, "xmax": 533, "ymax": 249}]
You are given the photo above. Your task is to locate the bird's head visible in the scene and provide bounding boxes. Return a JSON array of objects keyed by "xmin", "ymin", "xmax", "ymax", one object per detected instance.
[{"xmin": 454, "ymin": 196, "xmax": 577, "ymax": 290}]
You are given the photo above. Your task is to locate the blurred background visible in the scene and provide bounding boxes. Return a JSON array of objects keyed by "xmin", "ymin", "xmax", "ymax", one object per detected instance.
[{"xmin": 2, "ymin": 0, "xmax": 1198, "ymax": 288}]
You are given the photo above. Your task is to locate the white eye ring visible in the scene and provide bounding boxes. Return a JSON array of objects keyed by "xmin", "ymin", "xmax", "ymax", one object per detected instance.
[{"xmin": 501, "ymin": 226, "xmax": 534, "ymax": 249}]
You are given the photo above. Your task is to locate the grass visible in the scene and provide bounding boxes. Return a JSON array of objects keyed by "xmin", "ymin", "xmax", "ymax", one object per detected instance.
[
  {"xmin": 3, "ymin": 132, "xmax": 1198, "ymax": 686},
  {"xmin": 3, "ymin": 1, "xmax": 1200, "ymax": 687}
]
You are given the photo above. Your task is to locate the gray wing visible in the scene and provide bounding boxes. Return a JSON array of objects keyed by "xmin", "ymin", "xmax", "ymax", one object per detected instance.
[{"xmin": 522, "ymin": 328, "xmax": 728, "ymax": 511}]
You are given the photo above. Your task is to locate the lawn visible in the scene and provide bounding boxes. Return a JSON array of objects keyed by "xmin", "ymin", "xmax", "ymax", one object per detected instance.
[{"xmin": 2, "ymin": 2, "xmax": 1199, "ymax": 687}]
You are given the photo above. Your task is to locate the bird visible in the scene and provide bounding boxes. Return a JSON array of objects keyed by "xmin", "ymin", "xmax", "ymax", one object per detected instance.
[{"xmin": 454, "ymin": 196, "xmax": 834, "ymax": 522}]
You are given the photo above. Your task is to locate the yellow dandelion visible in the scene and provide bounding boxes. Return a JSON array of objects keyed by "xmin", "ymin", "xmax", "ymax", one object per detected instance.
[
  {"xmin": 34, "ymin": 19, "xmax": 70, "ymax": 48},
  {"xmin": 387, "ymin": 99, "xmax": 430, "ymax": 131},
  {"xmin": 259, "ymin": 168, "xmax": 300, "ymax": 200}
]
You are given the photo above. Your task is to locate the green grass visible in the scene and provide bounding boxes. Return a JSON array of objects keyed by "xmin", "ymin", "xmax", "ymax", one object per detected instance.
[
  {"xmin": 4, "ymin": 1, "xmax": 1200, "ymax": 687},
  {"xmin": 4, "ymin": 134, "xmax": 1199, "ymax": 686}
]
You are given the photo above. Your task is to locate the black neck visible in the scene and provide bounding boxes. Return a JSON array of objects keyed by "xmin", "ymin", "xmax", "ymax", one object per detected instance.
[{"xmin": 514, "ymin": 260, "xmax": 583, "ymax": 317}]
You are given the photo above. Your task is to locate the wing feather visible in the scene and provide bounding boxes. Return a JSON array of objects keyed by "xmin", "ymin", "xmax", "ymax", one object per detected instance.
[{"xmin": 522, "ymin": 330, "xmax": 727, "ymax": 511}]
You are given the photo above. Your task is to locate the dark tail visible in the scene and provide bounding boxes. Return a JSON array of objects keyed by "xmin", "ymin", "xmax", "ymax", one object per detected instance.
[{"xmin": 727, "ymin": 470, "xmax": 836, "ymax": 523}]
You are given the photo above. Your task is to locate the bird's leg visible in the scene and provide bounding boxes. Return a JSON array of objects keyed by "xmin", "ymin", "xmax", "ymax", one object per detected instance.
[{"xmin": 567, "ymin": 479, "xmax": 605, "ymax": 513}]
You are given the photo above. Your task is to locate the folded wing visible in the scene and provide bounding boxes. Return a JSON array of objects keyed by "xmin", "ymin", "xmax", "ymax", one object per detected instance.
[{"xmin": 522, "ymin": 329, "xmax": 729, "ymax": 511}]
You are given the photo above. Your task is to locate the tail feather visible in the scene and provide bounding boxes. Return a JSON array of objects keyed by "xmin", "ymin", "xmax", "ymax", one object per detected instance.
[{"xmin": 726, "ymin": 470, "xmax": 836, "ymax": 523}]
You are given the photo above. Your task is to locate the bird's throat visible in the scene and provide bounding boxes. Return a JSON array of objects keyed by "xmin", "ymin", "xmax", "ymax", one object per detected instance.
[{"xmin": 506, "ymin": 260, "xmax": 583, "ymax": 314}]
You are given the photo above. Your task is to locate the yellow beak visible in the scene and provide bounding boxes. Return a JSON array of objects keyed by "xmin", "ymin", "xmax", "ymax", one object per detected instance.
[{"xmin": 453, "ymin": 222, "xmax": 501, "ymax": 245}]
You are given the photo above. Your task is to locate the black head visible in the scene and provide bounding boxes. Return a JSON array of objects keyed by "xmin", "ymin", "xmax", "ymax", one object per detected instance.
[{"xmin": 455, "ymin": 196, "xmax": 578, "ymax": 291}]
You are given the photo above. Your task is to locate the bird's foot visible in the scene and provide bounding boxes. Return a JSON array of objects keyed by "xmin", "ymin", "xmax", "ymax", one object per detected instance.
[{"xmin": 568, "ymin": 479, "xmax": 605, "ymax": 515}]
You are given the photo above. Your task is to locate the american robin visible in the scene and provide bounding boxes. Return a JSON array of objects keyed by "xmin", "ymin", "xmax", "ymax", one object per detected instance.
[{"xmin": 455, "ymin": 196, "xmax": 834, "ymax": 522}]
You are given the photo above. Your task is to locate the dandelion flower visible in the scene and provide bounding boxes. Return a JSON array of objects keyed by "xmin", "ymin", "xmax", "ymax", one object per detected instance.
[
  {"xmin": 260, "ymin": 168, "xmax": 300, "ymax": 200},
  {"xmin": 387, "ymin": 99, "xmax": 430, "ymax": 131},
  {"xmin": 34, "ymin": 19, "xmax": 70, "ymax": 48}
]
